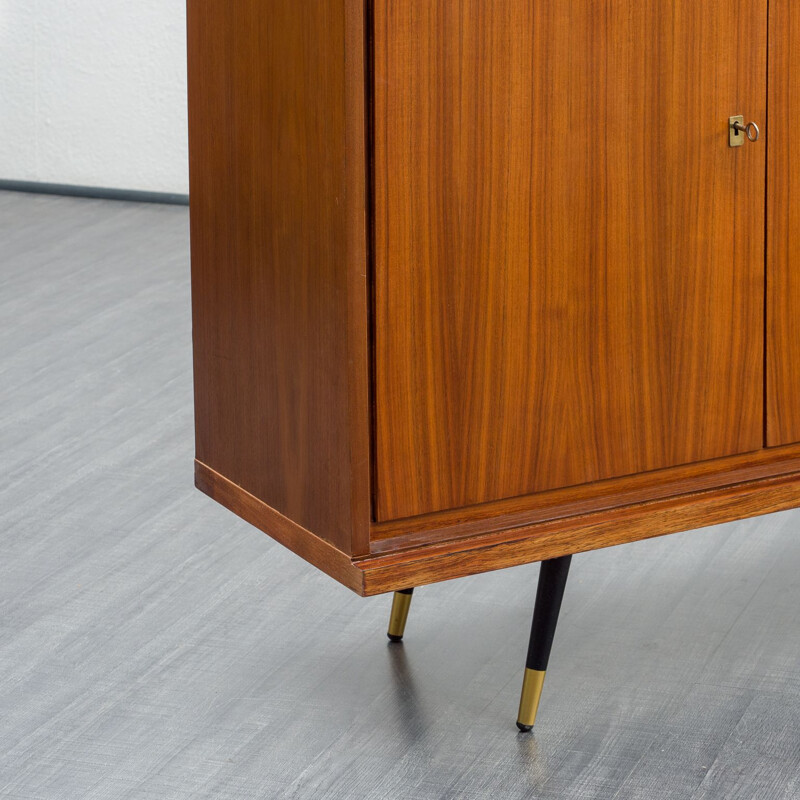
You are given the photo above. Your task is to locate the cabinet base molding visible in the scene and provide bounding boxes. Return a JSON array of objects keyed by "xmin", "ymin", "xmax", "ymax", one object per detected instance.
[
  {"xmin": 194, "ymin": 461, "xmax": 363, "ymax": 594},
  {"xmin": 196, "ymin": 460, "xmax": 800, "ymax": 597}
]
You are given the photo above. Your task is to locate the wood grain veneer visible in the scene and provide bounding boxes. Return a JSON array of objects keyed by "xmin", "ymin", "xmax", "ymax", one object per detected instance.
[
  {"xmin": 373, "ymin": 0, "xmax": 766, "ymax": 520},
  {"xmin": 767, "ymin": 0, "xmax": 800, "ymax": 447},
  {"xmin": 187, "ymin": 0, "xmax": 370, "ymax": 555}
]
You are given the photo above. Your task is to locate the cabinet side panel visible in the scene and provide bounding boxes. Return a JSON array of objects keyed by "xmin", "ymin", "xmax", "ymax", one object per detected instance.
[
  {"xmin": 767, "ymin": 0, "xmax": 800, "ymax": 446},
  {"xmin": 187, "ymin": 0, "xmax": 369, "ymax": 552}
]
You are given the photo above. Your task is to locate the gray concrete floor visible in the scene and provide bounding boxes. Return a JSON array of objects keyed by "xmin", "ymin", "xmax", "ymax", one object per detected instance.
[{"xmin": 2, "ymin": 189, "xmax": 800, "ymax": 799}]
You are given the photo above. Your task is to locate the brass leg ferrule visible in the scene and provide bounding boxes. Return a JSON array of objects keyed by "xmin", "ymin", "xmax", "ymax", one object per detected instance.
[
  {"xmin": 516, "ymin": 668, "xmax": 546, "ymax": 732},
  {"xmin": 387, "ymin": 590, "xmax": 413, "ymax": 642}
]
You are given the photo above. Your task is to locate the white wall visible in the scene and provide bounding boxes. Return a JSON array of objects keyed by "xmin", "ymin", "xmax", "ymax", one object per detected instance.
[{"xmin": 0, "ymin": 1, "xmax": 188, "ymax": 195}]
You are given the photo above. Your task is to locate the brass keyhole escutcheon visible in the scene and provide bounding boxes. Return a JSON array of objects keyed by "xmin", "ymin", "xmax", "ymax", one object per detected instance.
[{"xmin": 729, "ymin": 115, "xmax": 760, "ymax": 147}]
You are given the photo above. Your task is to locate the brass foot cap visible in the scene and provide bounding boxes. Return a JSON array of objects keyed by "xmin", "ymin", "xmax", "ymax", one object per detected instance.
[
  {"xmin": 387, "ymin": 591, "xmax": 413, "ymax": 641},
  {"xmin": 517, "ymin": 668, "xmax": 546, "ymax": 730}
]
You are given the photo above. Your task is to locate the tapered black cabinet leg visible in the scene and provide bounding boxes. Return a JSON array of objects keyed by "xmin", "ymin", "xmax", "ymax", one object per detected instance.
[
  {"xmin": 516, "ymin": 555, "xmax": 572, "ymax": 731},
  {"xmin": 387, "ymin": 588, "xmax": 414, "ymax": 642}
]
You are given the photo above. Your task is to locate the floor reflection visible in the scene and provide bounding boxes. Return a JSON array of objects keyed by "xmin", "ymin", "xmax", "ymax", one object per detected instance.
[
  {"xmin": 515, "ymin": 732, "xmax": 550, "ymax": 789},
  {"xmin": 385, "ymin": 641, "xmax": 429, "ymax": 745}
]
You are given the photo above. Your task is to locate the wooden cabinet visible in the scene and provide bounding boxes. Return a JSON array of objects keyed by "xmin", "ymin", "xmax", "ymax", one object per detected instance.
[{"xmin": 188, "ymin": 0, "xmax": 800, "ymax": 598}]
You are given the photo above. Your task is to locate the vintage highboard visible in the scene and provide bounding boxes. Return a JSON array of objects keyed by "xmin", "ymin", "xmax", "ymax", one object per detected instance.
[{"xmin": 187, "ymin": 0, "xmax": 800, "ymax": 730}]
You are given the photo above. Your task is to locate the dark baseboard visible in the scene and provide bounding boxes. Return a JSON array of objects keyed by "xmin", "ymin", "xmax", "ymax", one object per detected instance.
[{"xmin": 0, "ymin": 179, "xmax": 189, "ymax": 206}]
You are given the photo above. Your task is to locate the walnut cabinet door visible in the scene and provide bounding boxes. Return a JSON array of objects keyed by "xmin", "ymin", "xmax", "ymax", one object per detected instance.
[
  {"xmin": 768, "ymin": 1, "xmax": 800, "ymax": 447},
  {"xmin": 372, "ymin": 1, "xmax": 768, "ymax": 521}
]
